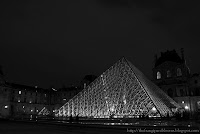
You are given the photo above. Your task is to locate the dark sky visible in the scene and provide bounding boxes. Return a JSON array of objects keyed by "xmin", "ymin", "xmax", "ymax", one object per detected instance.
[{"xmin": 1, "ymin": 0, "xmax": 200, "ymax": 89}]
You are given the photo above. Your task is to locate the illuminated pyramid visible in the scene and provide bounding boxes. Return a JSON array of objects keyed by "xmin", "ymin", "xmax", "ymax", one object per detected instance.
[
  {"xmin": 38, "ymin": 107, "xmax": 50, "ymax": 116},
  {"xmin": 55, "ymin": 58, "xmax": 181, "ymax": 118}
]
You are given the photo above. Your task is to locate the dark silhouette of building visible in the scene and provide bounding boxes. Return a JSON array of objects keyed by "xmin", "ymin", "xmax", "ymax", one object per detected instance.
[
  {"xmin": 152, "ymin": 49, "xmax": 200, "ymax": 117},
  {"xmin": 53, "ymin": 86, "xmax": 82, "ymax": 111},
  {"xmin": 153, "ymin": 49, "xmax": 190, "ymax": 98}
]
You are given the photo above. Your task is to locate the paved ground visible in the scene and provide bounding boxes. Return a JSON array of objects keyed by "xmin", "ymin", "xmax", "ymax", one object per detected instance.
[{"xmin": 0, "ymin": 120, "xmax": 199, "ymax": 134}]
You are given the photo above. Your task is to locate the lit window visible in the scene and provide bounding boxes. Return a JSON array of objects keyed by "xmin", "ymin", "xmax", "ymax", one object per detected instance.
[
  {"xmin": 182, "ymin": 101, "xmax": 185, "ymax": 104},
  {"xmin": 19, "ymin": 91, "xmax": 21, "ymax": 94},
  {"xmin": 22, "ymin": 106, "xmax": 25, "ymax": 108},
  {"xmin": 4, "ymin": 105, "xmax": 8, "ymax": 109},
  {"xmin": 177, "ymin": 68, "xmax": 182, "ymax": 76},
  {"xmin": 157, "ymin": 72, "xmax": 161, "ymax": 79},
  {"xmin": 18, "ymin": 100, "xmax": 20, "ymax": 102},
  {"xmin": 197, "ymin": 101, "xmax": 200, "ymax": 109},
  {"xmin": 29, "ymin": 101, "xmax": 32, "ymax": 103},
  {"xmin": 31, "ymin": 109, "xmax": 33, "ymax": 112},
  {"xmin": 167, "ymin": 70, "xmax": 171, "ymax": 78}
]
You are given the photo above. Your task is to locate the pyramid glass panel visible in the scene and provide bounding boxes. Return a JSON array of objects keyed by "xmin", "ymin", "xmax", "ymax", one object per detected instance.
[{"xmin": 55, "ymin": 58, "xmax": 182, "ymax": 118}]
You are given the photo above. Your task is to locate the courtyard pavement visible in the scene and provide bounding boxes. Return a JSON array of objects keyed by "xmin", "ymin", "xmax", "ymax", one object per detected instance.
[{"xmin": 0, "ymin": 119, "xmax": 199, "ymax": 134}]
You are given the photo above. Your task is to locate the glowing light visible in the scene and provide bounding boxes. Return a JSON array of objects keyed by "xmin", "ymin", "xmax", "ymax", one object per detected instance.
[
  {"xmin": 182, "ymin": 101, "xmax": 185, "ymax": 104},
  {"xmin": 22, "ymin": 106, "xmax": 25, "ymax": 108},
  {"xmin": 31, "ymin": 109, "xmax": 33, "ymax": 112},
  {"xmin": 29, "ymin": 101, "xmax": 32, "ymax": 103},
  {"xmin": 19, "ymin": 91, "xmax": 21, "ymax": 94},
  {"xmin": 52, "ymin": 88, "xmax": 57, "ymax": 91},
  {"xmin": 18, "ymin": 100, "xmax": 20, "ymax": 102},
  {"xmin": 63, "ymin": 98, "xmax": 66, "ymax": 101},
  {"xmin": 4, "ymin": 105, "xmax": 8, "ymax": 109},
  {"xmin": 185, "ymin": 106, "xmax": 189, "ymax": 110},
  {"xmin": 110, "ymin": 106, "xmax": 114, "ymax": 112},
  {"xmin": 152, "ymin": 107, "xmax": 157, "ymax": 111}
]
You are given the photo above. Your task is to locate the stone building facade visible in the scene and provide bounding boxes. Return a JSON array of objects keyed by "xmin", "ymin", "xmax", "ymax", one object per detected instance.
[
  {"xmin": 0, "ymin": 82, "xmax": 51, "ymax": 119},
  {"xmin": 0, "ymin": 69, "xmax": 85, "ymax": 119},
  {"xmin": 152, "ymin": 49, "xmax": 200, "ymax": 117}
]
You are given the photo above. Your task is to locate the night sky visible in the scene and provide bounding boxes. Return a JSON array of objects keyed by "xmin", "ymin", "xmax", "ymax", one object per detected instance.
[{"xmin": 1, "ymin": 0, "xmax": 200, "ymax": 89}]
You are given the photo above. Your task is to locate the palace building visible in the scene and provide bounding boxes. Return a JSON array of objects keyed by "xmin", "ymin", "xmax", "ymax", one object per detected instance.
[
  {"xmin": 153, "ymin": 49, "xmax": 200, "ymax": 117},
  {"xmin": 1, "ymin": 49, "xmax": 200, "ymax": 119}
]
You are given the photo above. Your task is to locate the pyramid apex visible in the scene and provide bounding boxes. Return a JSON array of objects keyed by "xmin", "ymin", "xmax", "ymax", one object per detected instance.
[{"xmin": 119, "ymin": 56, "xmax": 127, "ymax": 60}]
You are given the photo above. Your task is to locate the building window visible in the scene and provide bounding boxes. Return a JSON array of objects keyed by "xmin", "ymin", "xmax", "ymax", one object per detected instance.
[
  {"xmin": 197, "ymin": 101, "xmax": 200, "ymax": 110},
  {"xmin": 177, "ymin": 68, "xmax": 182, "ymax": 76},
  {"xmin": 167, "ymin": 70, "xmax": 171, "ymax": 78},
  {"xmin": 19, "ymin": 91, "xmax": 21, "ymax": 94},
  {"xmin": 157, "ymin": 72, "xmax": 161, "ymax": 79}
]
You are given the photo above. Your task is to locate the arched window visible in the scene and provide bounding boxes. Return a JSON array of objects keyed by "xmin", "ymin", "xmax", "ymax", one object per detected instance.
[
  {"xmin": 167, "ymin": 70, "xmax": 171, "ymax": 78},
  {"xmin": 157, "ymin": 72, "xmax": 161, "ymax": 79},
  {"xmin": 177, "ymin": 68, "xmax": 182, "ymax": 76},
  {"xmin": 197, "ymin": 101, "xmax": 200, "ymax": 110}
]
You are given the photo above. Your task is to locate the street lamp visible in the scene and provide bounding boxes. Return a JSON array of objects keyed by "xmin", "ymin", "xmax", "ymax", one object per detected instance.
[{"xmin": 184, "ymin": 106, "xmax": 189, "ymax": 110}]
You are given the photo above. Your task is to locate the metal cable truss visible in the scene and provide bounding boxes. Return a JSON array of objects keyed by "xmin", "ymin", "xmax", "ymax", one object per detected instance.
[{"xmin": 55, "ymin": 57, "xmax": 182, "ymax": 118}]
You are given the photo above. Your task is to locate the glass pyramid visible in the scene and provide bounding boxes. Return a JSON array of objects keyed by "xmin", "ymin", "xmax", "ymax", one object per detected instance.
[{"xmin": 55, "ymin": 57, "xmax": 181, "ymax": 118}]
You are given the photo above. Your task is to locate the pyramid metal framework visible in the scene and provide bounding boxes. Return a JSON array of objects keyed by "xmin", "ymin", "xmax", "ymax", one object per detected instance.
[{"xmin": 55, "ymin": 58, "xmax": 181, "ymax": 118}]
